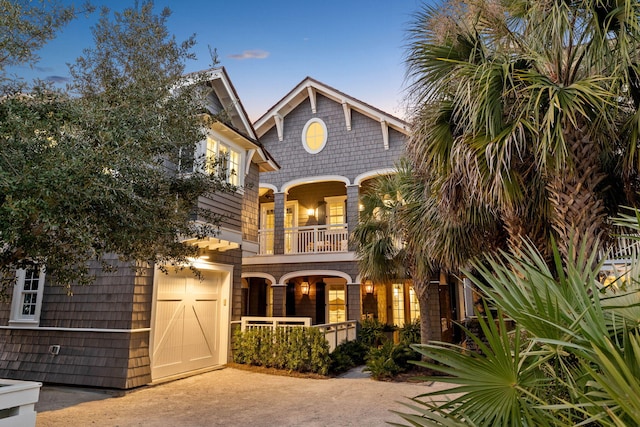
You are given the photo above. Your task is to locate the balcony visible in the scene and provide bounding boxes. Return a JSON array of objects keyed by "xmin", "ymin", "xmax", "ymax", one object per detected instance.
[{"xmin": 258, "ymin": 224, "xmax": 348, "ymax": 255}]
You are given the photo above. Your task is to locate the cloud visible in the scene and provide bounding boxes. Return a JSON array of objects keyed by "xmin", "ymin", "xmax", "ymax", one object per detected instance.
[
  {"xmin": 227, "ymin": 50, "xmax": 270, "ymax": 60},
  {"xmin": 35, "ymin": 66, "xmax": 54, "ymax": 72},
  {"xmin": 45, "ymin": 75, "xmax": 70, "ymax": 83}
]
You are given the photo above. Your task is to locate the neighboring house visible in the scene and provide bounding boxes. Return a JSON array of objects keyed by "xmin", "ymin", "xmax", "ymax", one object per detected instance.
[
  {"xmin": 0, "ymin": 68, "xmax": 278, "ymax": 389},
  {"xmin": 242, "ymin": 77, "xmax": 463, "ymax": 341}
]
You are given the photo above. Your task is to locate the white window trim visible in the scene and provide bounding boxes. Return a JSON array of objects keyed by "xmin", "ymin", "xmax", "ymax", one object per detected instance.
[
  {"xmin": 198, "ymin": 133, "xmax": 246, "ymax": 191},
  {"xmin": 324, "ymin": 195, "xmax": 347, "ymax": 226},
  {"xmin": 301, "ymin": 118, "xmax": 328, "ymax": 154},
  {"xmin": 324, "ymin": 278, "xmax": 346, "ymax": 323},
  {"xmin": 9, "ymin": 267, "xmax": 46, "ymax": 326}
]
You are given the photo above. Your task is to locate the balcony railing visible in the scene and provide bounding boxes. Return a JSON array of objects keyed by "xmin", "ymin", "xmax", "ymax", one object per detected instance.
[{"xmin": 258, "ymin": 224, "xmax": 349, "ymax": 255}]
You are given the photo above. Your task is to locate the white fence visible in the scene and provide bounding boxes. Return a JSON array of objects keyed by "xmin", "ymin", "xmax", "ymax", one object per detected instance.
[
  {"xmin": 238, "ymin": 317, "xmax": 357, "ymax": 352},
  {"xmin": 0, "ymin": 379, "xmax": 41, "ymax": 427},
  {"xmin": 240, "ymin": 316, "xmax": 310, "ymax": 331},
  {"xmin": 315, "ymin": 321, "xmax": 358, "ymax": 352}
]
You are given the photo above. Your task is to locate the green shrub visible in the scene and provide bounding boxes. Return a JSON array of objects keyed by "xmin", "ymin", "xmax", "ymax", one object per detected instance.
[
  {"xmin": 395, "ymin": 233, "xmax": 640, "ymax": 426},
  {"xmin": 329, "ymin": 339, "xmax": 368, "ymax": 374},
  {"xmin": 233, "ymin": 326, "xmax": 330, "ymax": 375},
  {"xmin": 364, "ymin": 340, "xmax": 420, "ymax": 380},
  {"xmin": 365, "ymin": 341, "xmax": 403, "ymax": 380},
  {"xmin": 398, "ymin": 319, "xmax": 421, "ymax": 345},
  {"xmin": 359, "ymin": 318, "xmax": 393, "ymax": 347}
]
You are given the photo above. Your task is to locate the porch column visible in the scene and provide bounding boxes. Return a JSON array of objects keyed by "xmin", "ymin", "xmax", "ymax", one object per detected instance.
[
  {"xmin": 346, "ymin": 282, "xmax": 361, "ymax": 321},
  {"xmin": 271, "ymin": 284, "xmax": 286, "ymax": 317},
  {"xmin": 273, "ymin": 191, "xmax": 285, "ymax": 255},
  {"xmin": 346, "ymin": 184, "xmax": 360, "ymax": 251}
]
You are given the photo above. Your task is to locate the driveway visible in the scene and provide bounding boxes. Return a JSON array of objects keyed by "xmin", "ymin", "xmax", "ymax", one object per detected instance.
[{"xmin": 36, "ymin": 366, "xmax": 454, "ymax": 426}]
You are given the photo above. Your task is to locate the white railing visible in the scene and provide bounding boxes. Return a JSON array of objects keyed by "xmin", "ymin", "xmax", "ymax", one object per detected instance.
[
  {"xmin": 286, "ymin": 224, "xmax": 349, "ymax": 254},
  {"xmin": 238, "ymin": 317, "xmax": 357, "ymax": 352},
  {"xmin": 257, "ymin": 224, "xmax": 349, "ymax": 255},
  {"xmin": 315, "ymin": 321, "xmax": 358, "ymax": 352},
  {"xmin": 0, "ymin": 379, "xmax": 41, "ymax": 427},
  {"xmin": 240, "ymin": 316, "xmax": 311, "ymax": 331},
  {"xmin": 601, "ymin": 233, "xmax": 640, "ymax": 260}
]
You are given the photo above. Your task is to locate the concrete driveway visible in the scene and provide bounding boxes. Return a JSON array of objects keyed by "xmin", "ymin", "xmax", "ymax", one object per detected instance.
[{"xmin": 35, "ymin": 366, "xmax": 454, "ymax": 426}]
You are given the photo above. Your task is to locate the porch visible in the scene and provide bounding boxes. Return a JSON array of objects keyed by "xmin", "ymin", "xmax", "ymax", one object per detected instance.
[
  {"xmin": 259, "ymin": 224, "xmax": 349, "ymax": 255},
  {"xmin": 258, "ymin": 179, "xmax": 358, "ymax": 256}
]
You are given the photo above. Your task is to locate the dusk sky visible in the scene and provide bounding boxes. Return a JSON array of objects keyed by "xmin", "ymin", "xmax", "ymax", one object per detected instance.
[{"xmin": 13, "ymin": 0, "xmax": 427, "ymax": 121}]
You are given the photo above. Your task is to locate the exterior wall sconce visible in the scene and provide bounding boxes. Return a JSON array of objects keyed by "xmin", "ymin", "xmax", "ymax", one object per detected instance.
[
  {"xmin": 363, "ymin": 280, "xmax": 374, "ymax": 295},
  {"xmin": 301, "ymin": 278, "xmax": 310, "ymax": 295},
  {"xmin": 306, "ymin": 208, "xmax": 315, "ymax": 216}
]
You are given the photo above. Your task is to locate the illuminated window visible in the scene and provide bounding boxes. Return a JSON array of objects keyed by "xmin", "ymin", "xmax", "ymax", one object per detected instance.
[
  {"xmin": 260, "ymin": 203, "xmax": 275, "ymax": 255},
  {"xmin": 203, "ymin": 136, "xmax": 243, "ymax": 186},
  {"xmin": 10, "ymin": 267, "xmax": 46, "ymax": 325},
  {"xmin": 392, "ymin": 283, "xmax": 404, "ymax": 326},
  {"xmin": 301, "ymin": 118, "xmax": 327, "ymax": 154},
  {"xmin": 328, "ymin": 283, "xmax": 346, "ymax": 323},
  {"xmin": 324, "ymin": 196, "xmax": 346, "ymax": 226},
  {"xmin": 409, "ymin": 286, "xmax": 420, "ymax": 322},
  {"xmin": 218, "ymin": 144, "xmax": 241, "ymax": 186}
]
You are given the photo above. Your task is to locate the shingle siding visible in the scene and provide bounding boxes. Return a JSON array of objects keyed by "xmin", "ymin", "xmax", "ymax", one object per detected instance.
[
  {"xmin": 260, "ymin": 94, "xmax": 404, "ymax": 190},
  {"xmin": 242, "ymin": 163, "xmax": 260, "ymax": 242},
  {"xmin": 244, "ymin": 92, "xmax": 405, "ymax": 325},
  {"xmin": 0, "ymin": 257, "xmax": 153, "ymax": 388}
]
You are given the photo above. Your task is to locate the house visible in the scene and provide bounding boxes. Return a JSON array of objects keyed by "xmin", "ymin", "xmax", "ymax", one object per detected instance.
[
  {"xmin": 242, "ymin": 77, "xmax": 463, "ymax": 341},
  {"xmin": 0, "ymin": 72, "xmax": 465, "ymax": 390},
  {"xmin": 0, "ymin": 67, "xmax": 278, "ymax": 389}
]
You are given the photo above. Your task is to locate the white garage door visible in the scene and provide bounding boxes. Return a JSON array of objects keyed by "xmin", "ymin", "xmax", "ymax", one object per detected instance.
[{"xmin": 151, "ymin": 268, "xmax": 228, "ymax": 380}]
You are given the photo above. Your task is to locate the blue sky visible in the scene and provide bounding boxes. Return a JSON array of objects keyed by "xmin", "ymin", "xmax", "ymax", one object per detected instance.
[{"xmin": 15, "ymin": 0, "xmax": 427, "ymax": 121}]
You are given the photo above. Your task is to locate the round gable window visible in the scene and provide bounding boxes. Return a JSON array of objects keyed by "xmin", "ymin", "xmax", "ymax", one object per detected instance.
[{"xmin": 302, "ymin": 118, "xmax": 327, "ymax": 154}]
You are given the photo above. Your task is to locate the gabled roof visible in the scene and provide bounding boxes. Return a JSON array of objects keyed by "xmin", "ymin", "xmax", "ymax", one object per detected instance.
[
  {"xmin": 254, "ymin": 77, "xmax": 409, "ymax": 138},
  {"xmin": 198, "ymin": 67, "xmax": 257, "ymax": 140},
  {"xmin": 191, "ymin": 67, "xmax": 279, "ymax": 172}
]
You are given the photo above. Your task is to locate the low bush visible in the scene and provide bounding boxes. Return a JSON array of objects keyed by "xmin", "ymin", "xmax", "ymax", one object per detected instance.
[
  {"xmin": 233, "ymin": 327, "xmax": 330, "ymax": 375},
  {"xmin": 398, "ymin": 319, "xmax": 421, "ymax": 345},
  {"xmin": 329, "ymin": 339, "xmax": 368, "ymax": 375},
  {"xmin": 364, "ymin": 341, "xmax": 420, "ymax": 380},
  {"xmin": 359, "ymin": 318, "xmax": 395, "ymax": 347}
]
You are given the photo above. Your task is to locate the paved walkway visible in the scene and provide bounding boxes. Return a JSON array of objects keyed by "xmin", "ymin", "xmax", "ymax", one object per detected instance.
[{"xmin": 35, "ymin": 366, "xmax": 454, "ymax": 426}]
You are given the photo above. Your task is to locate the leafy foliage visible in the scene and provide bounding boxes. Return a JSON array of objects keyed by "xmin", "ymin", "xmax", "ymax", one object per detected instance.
[
  {"xmin": 365, "ymin": 341, "xmax": 419, "ymax": 381},
  {"xmin": 0, "ymin": 0, "xmax": 93, "ymax": 73},
  {"xmin": 358, "ymin": 318, "xmax": 395, "ymax": 347},
  {"xmin": 0, "ymin": 2, "xmax": 232, "ymax": 295},
  {"xmin": 233, "ymin": 327, "xmax": 331, "ymax": 375},
  {"xmin": 398, "ymin": 319, "xmax": 421, "ymax": 345},
  {"xmin": 328, "ymin": 339, "xmax": 368, "ymax": 375},
  {"xmin": 393, "ymin": 231, "xmax": 640, "ymax": 426},
  {"xmin": 404, "ymin": 0, "xmax": 640, "ymax": 263}
]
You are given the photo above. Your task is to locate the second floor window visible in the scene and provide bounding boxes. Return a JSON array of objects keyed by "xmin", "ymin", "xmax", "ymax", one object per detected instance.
[
  {"xmin": 324, "ymin": 196, "xmax": 346, "ymax": 226},
  {"xmin": 204, "ymin": 136, "xmax": 242, "ymax": 186}
]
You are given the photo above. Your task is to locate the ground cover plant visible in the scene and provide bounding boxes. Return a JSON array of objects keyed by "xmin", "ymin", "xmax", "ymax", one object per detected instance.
[
  {"xmin": 393, "ymin": 224, "xmax": 640, "ymax": 426},
  {"xmin": 363, "ymin": 319, "xmax": 422, "ymax": 380}
]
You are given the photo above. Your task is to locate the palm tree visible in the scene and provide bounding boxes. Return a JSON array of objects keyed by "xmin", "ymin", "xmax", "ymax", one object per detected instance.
[
  {"xmin": 405, "ymin": 0, "xmax": 640, "ymax": 262},
  {"xmin": 352, "ymin": 161, "xmax": 503, "ymax": 343}
]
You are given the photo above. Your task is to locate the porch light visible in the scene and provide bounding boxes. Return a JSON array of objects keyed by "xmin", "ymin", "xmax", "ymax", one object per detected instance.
[
  {"xmin": 301, "ymin": 278, "xmax": 310, "ymax": 295},
  {"xmin": 363, "ymin": 280, "xmax": 374, "ymax": 295},
  {"xmin": 307, "ymin": 208, "xmax": 315, "ymax": 216}
]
